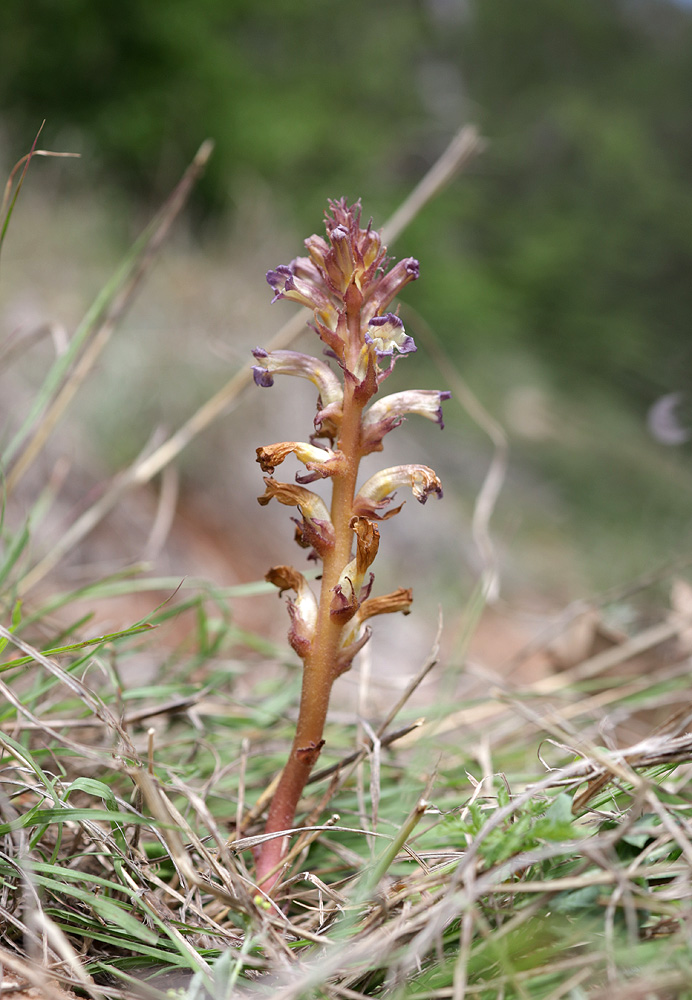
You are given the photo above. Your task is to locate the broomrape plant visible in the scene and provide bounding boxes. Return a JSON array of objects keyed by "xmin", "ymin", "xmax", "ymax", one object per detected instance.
[{"xmin": 252, "ymin": 198, "xmax": 449, "ymax": 891}]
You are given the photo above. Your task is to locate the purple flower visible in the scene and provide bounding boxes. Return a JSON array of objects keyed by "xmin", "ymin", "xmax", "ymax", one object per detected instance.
[
  {"xmin": 363, "ymin": 258, "xmax": 420, "ymax": 323},
  {"xmin": 266, "ymin": 265, "xmax": 338, "ymax": 330},
  {"xmin": 365, "ymin": 314, "xmax": 416, "ymax": 362}
]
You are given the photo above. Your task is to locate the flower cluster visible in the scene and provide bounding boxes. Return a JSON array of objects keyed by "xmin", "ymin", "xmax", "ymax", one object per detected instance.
[
  {"xmin": 252, "ymin": 198, "xmax": 449, "ymax": 890},
  {"xmin": 254, "ymin": 200, "xmax": 448, "ymax": 672}
]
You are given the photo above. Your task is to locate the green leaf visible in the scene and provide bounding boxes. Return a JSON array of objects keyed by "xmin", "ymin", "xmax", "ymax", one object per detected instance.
[{"xmin": 0, "ymin": 623, "xmax": 154, "ymax": 672}]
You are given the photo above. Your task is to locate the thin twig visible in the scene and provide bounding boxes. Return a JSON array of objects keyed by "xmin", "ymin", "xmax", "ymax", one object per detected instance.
[
  {"xmin": 381, "ymin": 125, "xmax": 485, "ymax": 246},
  {"xmin": 7, "ymin": 140, "xmax": 214, "ymax": 497},
  {"xmin": 405, "ymin": 306, "xmax": 508, "ymax": 604}
]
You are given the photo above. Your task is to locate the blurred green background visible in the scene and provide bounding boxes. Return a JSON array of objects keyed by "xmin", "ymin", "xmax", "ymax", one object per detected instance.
[
  {"xmin": 4, "ymin": 0, "xmax": 692, "ymax": 394},
  {"xmin": 3, "ymin": 0, "xmax": 692, "ymax": 602}
]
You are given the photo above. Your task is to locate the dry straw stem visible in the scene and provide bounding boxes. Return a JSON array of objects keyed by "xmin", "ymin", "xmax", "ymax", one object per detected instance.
[
  {"xmin": 280, "ymin": 723, "xmax": 692, "ymax": 996},
  {"xmin": 17, "ymin": 124, "xmax": 484, "ymax": 597},
  {"xmin": 129, "ymin": 767, "xmax": 255, "ymax": 913},
  {"xmin": 0, "ymin": 947, "xmax": 87, "ymax": 1000},
  {"xmin": 6, "ymin": 139, "xmax": 214, "ymax": 498},
  {"xmin": 404, "ymin": 307, "xmax": 508, "ymax": 606},
  {"xmin": 407, "ymin": 604, "xmax": 692, "ymax": 744},
  {"xmin": 0, "ymin": 621, "xmax": 138, "ymax": 763},
  {"xmin": 3, "ymin": 688, "xmax": 209, "ymax": 731},
  {"xmin": 0, "ymin": 119, "xmax": 80, "ymax": 265}
]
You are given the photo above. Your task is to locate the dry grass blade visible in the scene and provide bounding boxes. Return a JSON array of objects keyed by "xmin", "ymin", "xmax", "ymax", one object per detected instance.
[
  {"xmin": 0, "ymin": 622, "xmax": 137, "ymax": 757},
  {"xmin": 0, "ymin": 946, "xmax": 84, "ymax": 1000},
  {"xmin": 129, "ymin": 768, "xmax": 258, "ymax": 915},
  {"xmin": 405, "ymin": 307, "xmax": 508, "ymax": 605},
  {"xmin": 307, "ymin": 720, "xmax": 424, "ymax": 786},
  {"xmin": 380, "ymin": 125, "xmax": 485, "ymax": 245},
  {"xmin": 31, "ymin": 911, "xmax": 107, "ymax": 1000},
  {"xmin": 6, "ymin": 139, "xmax": 214, "ymax": 496},
  {"xmin": 0, "ymin": 124, "xmax": 80, "ymax": 263},
  {"xmin": 422, "ymin": 608, "xmax": 692, "ymax": 742}
]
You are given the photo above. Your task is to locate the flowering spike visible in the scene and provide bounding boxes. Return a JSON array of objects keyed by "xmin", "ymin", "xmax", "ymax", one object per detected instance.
[{"xmin": 252, "ymin": 199, "xmax": 447, "ymax": 893}]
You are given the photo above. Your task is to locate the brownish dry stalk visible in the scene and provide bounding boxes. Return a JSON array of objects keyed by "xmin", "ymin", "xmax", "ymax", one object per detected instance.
[{"xmin": 252, "ymin": 199, "xmax": 448, "ymax": 891}]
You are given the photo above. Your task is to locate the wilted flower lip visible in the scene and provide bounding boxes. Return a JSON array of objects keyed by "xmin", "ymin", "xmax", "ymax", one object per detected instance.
[
  {"xmin": 329, "ymin": 580, "xmax": 359, "ymax": 623},
  {"xmin": 350, "ymin": 516, "xmax": 380, "ymax": 577},
  {"xmin": 259, "ymin": 478, "xmax": 335, "ymax": 559},
  {"xmin": 353, "ymin": 465, "xmax": 443, "ymax": 517},
  {"xmin": 329, "ymin": 518, "xmax": 380, "ymax": 622},
  {"xmin": 266, "ymin": 566, "xmax": 318, "ymax": 661},
  {"xmin": 357, "ymin": 587, "xmax": 413, "ymax": 623},
  {"xmin": 265, "ymin": 564, "xmax": 311, "ymax": 597},
  {"xmin": 338, "ymin": 587, "xmax": 413, "ymax": 660},
  {"xmin": 256, "ymin": 441, "xmax": 343, "ymax": 477},
  {"xmin": 266, "ymin": 564, "xmax": 317, "ymax": 618},
  {"xmin": 257, "ymin": 477, "xmax": 332, "ymax": 524}
]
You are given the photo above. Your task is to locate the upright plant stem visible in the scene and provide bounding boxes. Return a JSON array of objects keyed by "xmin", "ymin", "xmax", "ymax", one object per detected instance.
[
  {"xmin": 255, "ymin": 378, "xmax": 364, "ymax": 891},
  {"xmin": 252, "ymin": 199, "xmax": 446, "ymax": 895}
]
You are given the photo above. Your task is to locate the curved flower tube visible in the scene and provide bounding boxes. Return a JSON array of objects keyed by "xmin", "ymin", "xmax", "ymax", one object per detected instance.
[
  {"xmin": 256, "ymin": 441, "xmax": 345, "ymax": 480},
  {"xmin": 257, "ymin": 477, "xmax": 334, "ymax": 556},
  {"xmin": 361, "ymin": 389, "xmax": 451, "ymax": 453},
  {"xmin": 353, "ymin": 464, "xmax": 443, "ymax": 518},
  {"xmin": 251, "ymin": 348, "xmax": 342, "ymax": 403},
  {"xmin": 362, "ymin": 257, "xmax": 420, "ymax": 324},
  {"xmin": 266, "ymin": 265, "xmax": 338, "ymax": 331},
  {"xmin": 252, "ymin": 348, "xmax": 344, "ymax": 434},
  {"xmin": 356, "ymin": 586, "xmax": 413, "ymax": 623},
  {"xmin": 265, "ymin": 565, "xmax": 318, "ymax": 660},
  {"xmin": 329, "ymin": 517, "xmax": 380, "ymax": 622}
]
